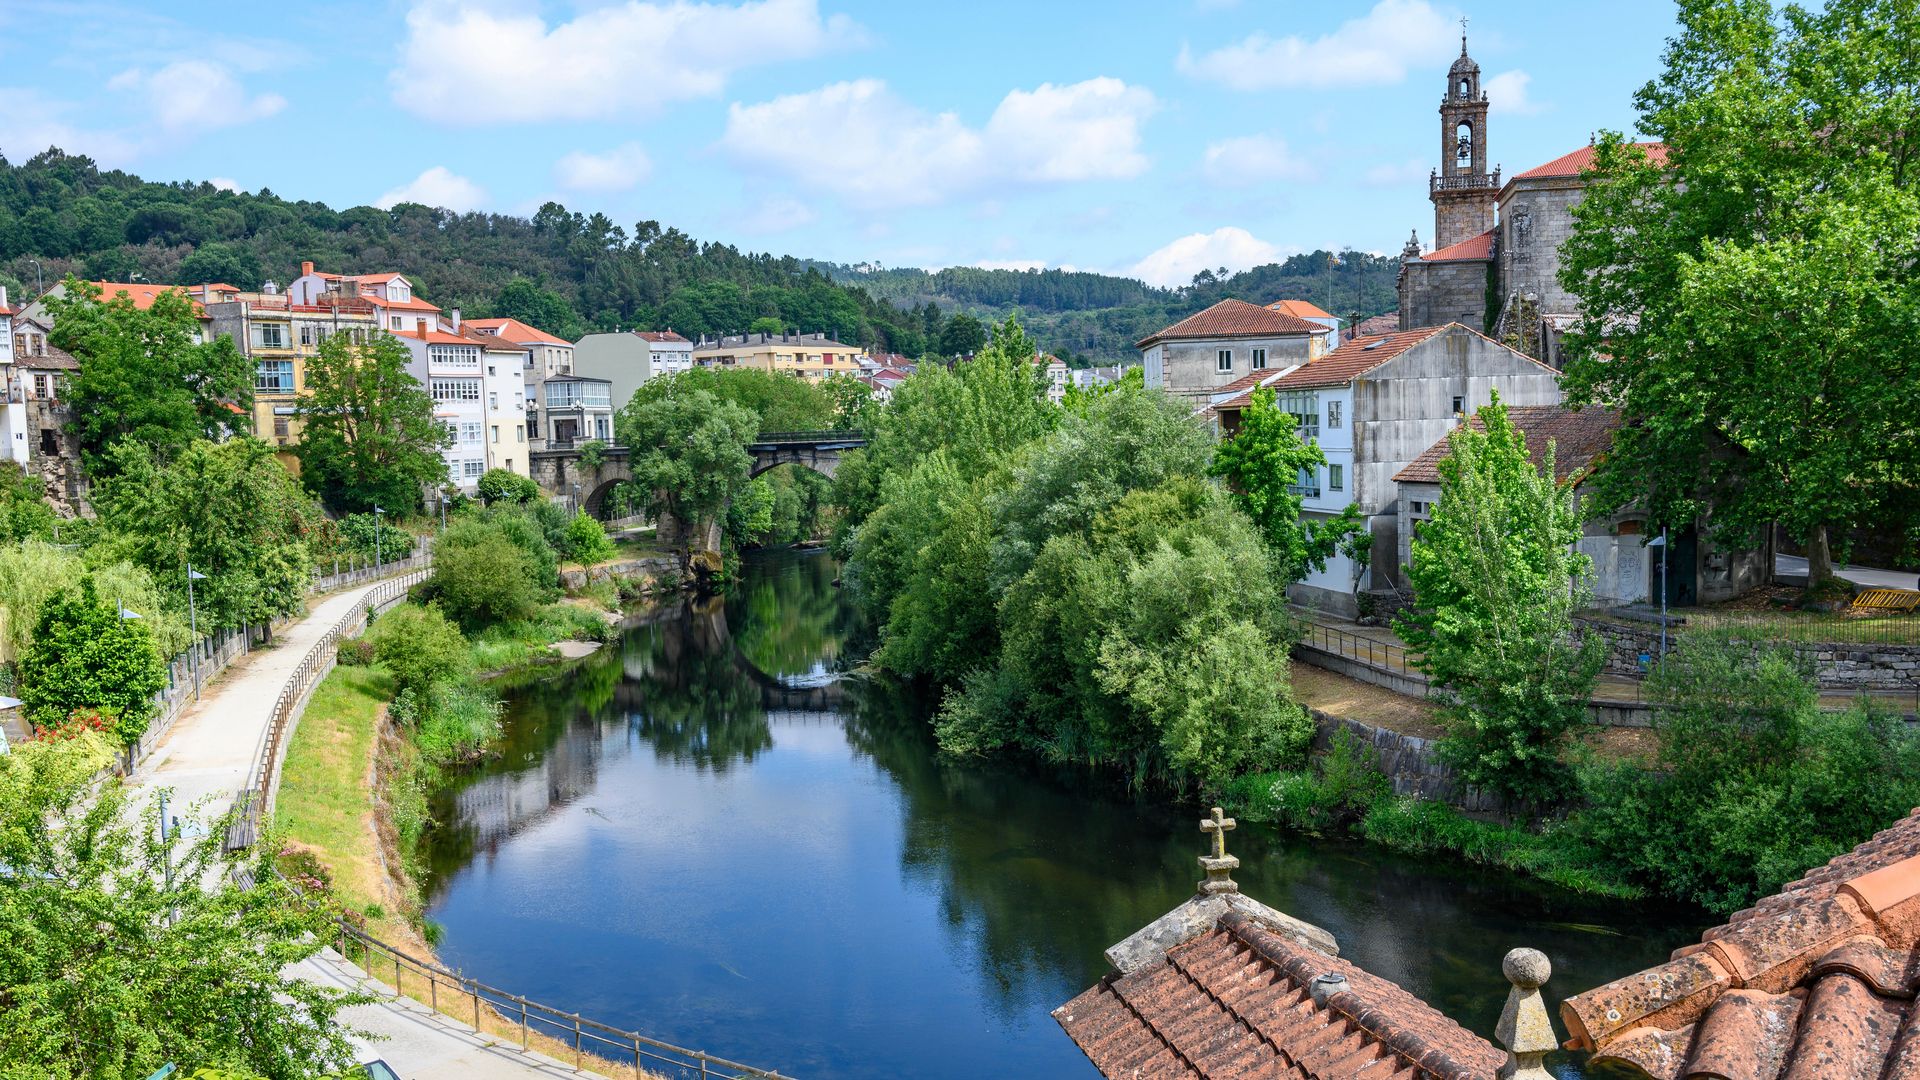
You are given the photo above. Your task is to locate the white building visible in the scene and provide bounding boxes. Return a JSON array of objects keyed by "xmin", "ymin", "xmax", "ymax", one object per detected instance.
[
  {"xmin": 0, "ymin": 287, "xmax": 22, "ymax": 464},
  {"xmin": 395, "ymin": 324, "xmax": 527, "ymax": 492},
  {"xmin": 1139, "ymin": 299, "xmax": 1333, "ymax": 403},
  {"xmin": 468, "ymin": 317, "xmax": 572, "ymax": 453},
  {"xmin": 286, "ymin": 262, "xmax": 444, "ymax": 334},
  {"xmin": 636, "ymin": 330, "xmax": 693, "ymax": 376}
]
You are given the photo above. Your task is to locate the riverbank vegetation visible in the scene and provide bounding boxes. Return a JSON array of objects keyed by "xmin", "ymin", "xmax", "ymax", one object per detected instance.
[
  {"xmin": 838, "ymin": 318, "xmax": 1322, "ymax": 790},
  {"xmin": 0, "ymin": 736, "xmax": 371, "ymax": 1080}
]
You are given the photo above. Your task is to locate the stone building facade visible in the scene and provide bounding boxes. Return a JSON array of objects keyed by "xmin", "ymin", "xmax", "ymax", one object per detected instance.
[
  {"xmin": 1430, "ymin": 35, "xmax": 1499, "ymax": 249},
  {"xmin": 1137, "ymin": 298, "xmax": 1329, "ymax": 403}
]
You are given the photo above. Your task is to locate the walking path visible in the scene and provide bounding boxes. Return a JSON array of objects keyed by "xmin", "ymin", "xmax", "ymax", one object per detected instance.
[
  {"xmin": 1776, "ymin": 552, "xmax": 1920, "ymax": 592},
  {"xmin": 124, "ymin": 578, "xmax": 596, "ymax": 1080}
]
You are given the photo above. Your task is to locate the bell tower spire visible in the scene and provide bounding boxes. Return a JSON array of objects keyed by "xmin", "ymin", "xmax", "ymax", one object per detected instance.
[{"xmin": 1430, "ymin": 22, "xmax": 1499, "ymax": 249}]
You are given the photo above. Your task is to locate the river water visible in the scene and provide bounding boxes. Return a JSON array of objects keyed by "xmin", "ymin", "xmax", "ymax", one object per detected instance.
[{"xmin": 418, "ymin": 550, "xmax": 1703, "ymax": 1079}]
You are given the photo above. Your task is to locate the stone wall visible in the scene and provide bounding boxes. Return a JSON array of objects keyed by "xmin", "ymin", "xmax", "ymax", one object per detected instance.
[
  {"xmin": 559, "ymin": 555, "xmax": 681, "ymax": 594},
  {"xmin": 1398, "ymin": 257, "xmax": 1489, "ymax": 331},
  {"xmin": 1578, "ymin": 614, "xmax": 1920, "ymax": 692},
  {"xmin": 1308, "ymin": 710, "xmax": 1514, "ymax": 816}
]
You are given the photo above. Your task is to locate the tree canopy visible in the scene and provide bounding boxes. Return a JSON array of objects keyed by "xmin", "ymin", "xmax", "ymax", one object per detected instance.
[
  {"xmin": 1559, "ymin": 0, "xmax": 1920, "ymax": 580},
  {"xmin": 295, "ymin": 331, "xmax": 448, "ymax": 514}
]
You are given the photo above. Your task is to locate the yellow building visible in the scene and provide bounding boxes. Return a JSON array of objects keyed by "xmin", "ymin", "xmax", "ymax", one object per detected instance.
[
  {"xmin": 205, "ymin": 291, "xmax": 382, "ymax": 462},
  {"xmin": 690, "ymin": 331, "xmax": 863, "ymax": 381}
]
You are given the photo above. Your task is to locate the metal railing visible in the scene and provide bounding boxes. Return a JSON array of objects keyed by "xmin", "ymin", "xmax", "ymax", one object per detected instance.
[
  {"xmin": 228, "ymin": 568, "xmax": 430, "ymax": 850},
  {"xmin": 1298, "ymin": 621, "xmax": 1417, "ymax": 676},
  {"xmin": 331, "ymin": 921, "xmax": 788, "ymax": 1079},
  {"xmin": 750, "ymin": 430, "xmax": 864, "ymax": 445},
  {"xmin": 310, "ymin": 546, "xmax": 431, "ymax": 594}
]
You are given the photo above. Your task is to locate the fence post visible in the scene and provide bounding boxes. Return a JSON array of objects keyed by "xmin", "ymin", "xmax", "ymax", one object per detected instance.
[
  {"xmin": 520, "ymin": 997, "xmax": 530, "ymax": 1049},
  {"xmin": 634, "ymin": 1036, "xmax": 643, "ymax": 1079},
  {"xmin": 574, "ymin": 1013, "xmax": 583, "ymax": 1070}
]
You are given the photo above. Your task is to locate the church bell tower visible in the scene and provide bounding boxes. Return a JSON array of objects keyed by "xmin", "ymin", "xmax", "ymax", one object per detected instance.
[{"xmin": 1429, "ymin": 24, "xmax": 1499, "ymax": 249}]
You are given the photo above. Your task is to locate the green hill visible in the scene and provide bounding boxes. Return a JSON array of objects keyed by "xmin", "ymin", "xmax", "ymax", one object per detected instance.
[{"xmin": 0, "ymin": 148, "xmax": 1399, "ymax": 363}]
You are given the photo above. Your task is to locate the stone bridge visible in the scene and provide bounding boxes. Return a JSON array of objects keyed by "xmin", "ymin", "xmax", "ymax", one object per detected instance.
[{"xmin": 530, "ymin": 430, "xmax": 867, "ymax": 522}]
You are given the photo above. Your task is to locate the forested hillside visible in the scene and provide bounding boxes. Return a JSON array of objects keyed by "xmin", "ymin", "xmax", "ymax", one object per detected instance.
[{"xmin": 0, "ymin": 149, "xmax": 1398, "ymax": 362}]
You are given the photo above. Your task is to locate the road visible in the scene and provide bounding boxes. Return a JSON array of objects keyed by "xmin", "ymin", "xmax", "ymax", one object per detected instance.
[
  {"xmin": 1776, "ymin": 552, "xmax": 1919, "ymax": 591},
  {"xmin": 124, "ymin": 578, "xmax": 600, "ymax": 1080}
]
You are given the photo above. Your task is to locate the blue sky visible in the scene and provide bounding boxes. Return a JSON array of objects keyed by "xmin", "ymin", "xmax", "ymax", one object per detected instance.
[{"xmin": 0, "ymin": 0, "xmax": 1679, "ymax": 286}]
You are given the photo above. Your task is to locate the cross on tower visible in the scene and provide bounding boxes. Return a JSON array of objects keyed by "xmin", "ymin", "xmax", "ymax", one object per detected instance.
[{"xmin": 1198, "ymin": 806, "xmax": 1240, "ymax": 896}]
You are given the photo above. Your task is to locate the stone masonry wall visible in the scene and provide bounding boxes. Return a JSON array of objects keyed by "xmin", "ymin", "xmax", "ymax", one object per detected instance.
[
  {"xmin": 1578, "ymin": 615, "xmax": 1920, "ymax": 691},
  {"xmin": 1308, "ymin": 710, "xmax": 1514, "ymax": 816},
  {"xmin": 1399, "ymin": 257, "xmax": 1489, "ymax": 331}
]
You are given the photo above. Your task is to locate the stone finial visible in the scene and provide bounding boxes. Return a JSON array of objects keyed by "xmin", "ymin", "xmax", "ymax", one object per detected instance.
[
  {"xmin": 1308, "ymin": 971, "xmax": 1348, "ymax": 1006},
  {"xmin": 1495, "ymin": 948, "xmax": 1557, "ymax": 1080},
  {"xmin": 1402, "ymin": 230, "xmax": 1422, "ymax": 260},
  {"xmin": 1197, "ymin": 807, "xmax": 1239, "ymax": 895}
]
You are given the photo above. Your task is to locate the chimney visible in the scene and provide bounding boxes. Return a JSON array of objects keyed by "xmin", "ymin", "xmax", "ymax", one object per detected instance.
[
  {"xmin": 301, "ymin": 261, "xmax": 314, "ymax": 277},
  {"xmin": 450, "ymin": 307, "xmax": 461, "ymax": 331},
  {"xmin": 416, "ymin": 318, "xmax": 428, "ymax": 338},
  {"xmin": 0, "ymin": 285, "xmax": 9, "ymax": 309}
]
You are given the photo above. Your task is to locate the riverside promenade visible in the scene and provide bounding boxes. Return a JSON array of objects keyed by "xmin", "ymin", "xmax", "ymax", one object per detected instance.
[{"xmin": 124, "ymin": 577, "xmax": 602, "ymax": 1080}]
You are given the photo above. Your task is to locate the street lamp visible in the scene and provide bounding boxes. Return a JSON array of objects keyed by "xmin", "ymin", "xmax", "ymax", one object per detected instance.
[
  {"xmin": 1648, "ymin": 529, "xmax": 1670, "ymax": 659},
  {"xmin": 27, "ymin": 258, "xmax": 41, "ymax": 298},
  {"xmin": 186, "ymin": 566, "xmax": 207, "ymax": 698},
  {"xmin": 372, "ymin": 505, "xmax": 385, "ymax": 574}
]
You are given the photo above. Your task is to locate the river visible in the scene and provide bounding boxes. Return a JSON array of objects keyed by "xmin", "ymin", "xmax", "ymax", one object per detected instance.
[{"xmin": 416, "ymin": 549, "xmax": 1703, "ymax": 1079}]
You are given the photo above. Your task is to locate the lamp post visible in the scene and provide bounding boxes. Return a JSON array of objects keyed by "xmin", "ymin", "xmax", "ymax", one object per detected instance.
[
  {"xmin": 27, "ymin": 258, "xmax": 41, "ymax": 298},
  {"xmin": 186, "ymin": 566, "xmax": 207, "ymax": 698},
  {"xmin": 1648, "ymin": 530, "xmax": 1670, "ymax": 659},
  {"xmin": 373, "ymin": 505, "xmax": 385, "ymax": 574}
]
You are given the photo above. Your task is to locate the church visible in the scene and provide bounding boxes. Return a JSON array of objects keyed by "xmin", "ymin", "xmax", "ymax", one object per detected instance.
[{"xmin": 1396, "ymin": 32, "xmax": 1666, "ymax": 366}]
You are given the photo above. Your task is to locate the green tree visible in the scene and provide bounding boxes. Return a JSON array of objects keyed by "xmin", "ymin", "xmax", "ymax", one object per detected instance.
[
  {"xmin": 0, "ymin": 740, "xmax": 369, "ymax": 1080},
  {"xmin": 1208, "ymin": 387, "xmax": 1368, "ymax": 584},
  {"xmin": 476, "ymin": 468, "xmax": 540, "ymax": 505},
  {"xmin": 725, "ymin": 476, "xmax": 775, "ymax": 548},
  {"xmin": 487, "ymin": 277, "xmax": 581, "ymax": 338},
  {"xmin": 0, "ymin": 462, "xmax": 56, "ymax": 542},
  {"xmin": 429, "ymin": 519, "xmax": 543, "ymax": 628},
  {"xmin": 43, "ymin": 278, "xmax": 251, "ymax": 475},
  {"xmin": 92, "ymin": 438, "xmax": 315, "ymax": 630},
  {"xmin": 938, "ymin": 311, "xmax": 987, "ymax": 357},
  {"xmin": 1394, "ymin": 396, "xmax": 1604, "ymax": 803},
  {"xmin": 175, "ymin": 241, "xmax": 263, "ymax": 290},
  {"xmin": 295, "ymin": 331, "xmax": 449, "ymax": 514},
  {"xmin": 563, "ymin": 511, "xmax": 615, "ymax": 564},
  {"xmin": 15, "ymin": 578, "xmax": 168, "ymax": 744},
  {"xmin": 367, "ymin": 602, "xmax": 471, "ymax": 700},
  {"xmin": 629, "ymin": 367, "xmax": 835, "ymax": 433},
  {"xmin": 616, "ymin": 386, "xmax": 757, "ymax": 557},
  {"xmin": 1559, "ymin": 0, "xmax": 1920, "ymax": 583}
]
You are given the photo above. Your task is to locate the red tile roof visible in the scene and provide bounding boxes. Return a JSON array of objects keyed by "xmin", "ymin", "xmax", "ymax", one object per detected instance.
[
  {"xmin": 1262, "ymin": 324, "xmax": 1452, "ymax": 392},
  {"xmin": 465, "ymin": 317, "xmax": 569, "ymax": 346},
  {"xmin": 1138, "ymin": 299, "xmax": 1323, "ymax": 349},
  {"xmin": 1266, "ymin": 299, "xmax": 1333, "ymax": 321},
  {"xmin": 1057, "ymin": 910, "xmax": 1503, "ymax": 1079},
  {"xmin": 1514, "ymin": 141, "xmax": 1669, "ymax": 181},
  {"xmin": 635, "ymin": 330, "xmax": 691, "ymax": 344},
  {"xmin": 1393, "ymin": 405, "xmax": 1619, "ymax": 485},
  {"xmin": 1564, "ymin": 807, "xmax": 1920, "ymax": 1079},
  {"xmin": 86, "ymin": 281, "xmax": 210, "ymax": 318},
  {"xmin": 361, "ymin": 292, "xmax": 442, "ymax": 313},
  {"xmin": 1418, "ymin": 229, "xmax": 1495, "ymax": 263},
  {"xmin": 1353, "ymin": 314, "xmax": 1401, "ymax": 337}
]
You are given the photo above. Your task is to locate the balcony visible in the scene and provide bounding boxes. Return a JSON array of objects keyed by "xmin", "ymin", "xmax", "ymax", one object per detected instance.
[{"xmin": 1430, "ymin": 169, "xmax": 1501, "ymax": 194}]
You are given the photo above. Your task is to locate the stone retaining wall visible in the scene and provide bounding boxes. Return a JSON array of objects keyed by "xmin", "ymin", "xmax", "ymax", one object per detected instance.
[
  {"xmin": 1579, "ymin": 615, "xmax": 1920, "ymax": 691},
  {"xmin": 1308, "ymin": 710, "xmax": 1514, "ymax": 816},
  {"xmin": 559, "ymin": 556, "xmax": 682, "ymax": 594}
]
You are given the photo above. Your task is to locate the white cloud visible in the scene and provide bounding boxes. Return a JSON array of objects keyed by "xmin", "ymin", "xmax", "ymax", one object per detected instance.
[
  {"xmin": 391, "ymin": 0, "xmax": 864, "ymax": 124},
  {"xmin": 1177, "ymin": 0, "xmax": 1456, "ymax": 91},
  {"xmin": 736, "ymin": 195, "xmax": 818, "ymax": 234},
  {"xmin": 553, "ymin": 143, "xmax": 653, "ymax": 191},
  {"xmin": 208, "ymin": 177, "xmax": 241, "ymax": 192},
  {"xmin": 0, "ymin": 88, "xmax": 140, "ymax": 165},
  {"xmin": 719, "ymin": 77, "xmax": 1155, "ymax": 207},
  {"xmin": 1127, "ymin": 226, "xmax": 1287, "ymax": 288},
  {"xmin": 1363, "ymin": 156, "xmax": 1429, "ymax": 187},
  {"xmin": 376, "ymin": 167, "xmax": 488, "ymax": 212},
  {"xmin": 1202, "ymin": 134, "xmax": 1317, "ymax": 186},
  {"xmin": 1486, "ymin": 70, "xmax": 1545, "ymax": 116},
  {"xmin": 109, "ymin": 61, "xmax": 284, "ymax": 132}
]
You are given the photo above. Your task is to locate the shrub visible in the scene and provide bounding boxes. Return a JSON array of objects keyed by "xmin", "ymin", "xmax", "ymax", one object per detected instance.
[
  {"xmin": 413, "ymin": 681, "xmax": 503, "ymax": 764},
  {"xmin": 564, "ymin": 512, "xmax": 616, "ymax": 565},
  {"xmin": 431, "ymin": 520, "xmax": 544, "ymax": 628},
  {"xmin": 1227, "ymin": 729, "xmax": 1390, "ymax": 836},
  {"xmin": 336, "ymin": 637, "xmax": 376, "ymax": 666},
  {"xmin": 477, "ymin": 468, "xmax": 541, "ymax": 506},
  {"xmin": 333, "ymin": 512, "xmax": 414, "ymax": 563},
  {"xmin": 16, "ymin": 578, "xmax": 167, "ymax": 745},
  {"xmin": 576, "ymin": 439, "xmax": 608, "ymax": 472},
  {"xmin": 367, "ymin": 603, "xmax": 470, "ymax": 701}
]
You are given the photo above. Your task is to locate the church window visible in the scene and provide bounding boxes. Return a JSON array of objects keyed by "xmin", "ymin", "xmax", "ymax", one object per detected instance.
[
  {"xmin": 1458, "ymin": 78, "xmax": 1470, "ymax": 98},
  {"xmin": 1455, "ymin": 123, "xmax": 1473, "ymax": 166},
  {"xmin": 1216, "ymin": 349, "xmax": 1232, "ymax": 372}
]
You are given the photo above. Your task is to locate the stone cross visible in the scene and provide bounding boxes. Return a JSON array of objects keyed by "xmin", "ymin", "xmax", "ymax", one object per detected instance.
[
  {"xmin": 1495, "ymin": 948, "xmax": 1557, "ymax": 1080},
  {"xmin": 1198, "ymin": 807, "xmax": 1239, "ymax": 896}
]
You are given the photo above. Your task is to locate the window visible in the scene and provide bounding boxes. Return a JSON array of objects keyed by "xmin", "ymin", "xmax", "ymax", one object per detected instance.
[
  {"xmin": 515, "ymin": 424, "xmax": 524, "ymax": 442},
  {"xmin": 1217, "ymin": 349, "xmax": 1232, "ymax": 373},
  {"xmin": 251, "ymin": 323, "xmax": 286, "ymax": 349},
  {"xmin": 488, "ymin": 392, "xmax": 499, "ymax": 409},
  {"xmin": 1328, "ymin": 464, "xmax": 1344, "ymax": 492},
  {"xmin": 462, "ymin": 459, "xmax": 484, "ymax": 479},
  {"xmin": 490, "ymin": 425, "xmax": 500, "ymax": 444},
  {"xmin": 1327, "ymin": 400, "xmax": 1343, "ymax": 429},
  {"xmin": 429, "ymin": 345, "xmax": 480, "ymax": 370},
  {"xmin": 459, "ymin": 421, "xmax": 482, "ymax": 443},
  {"xmin": 273, "ymin": 416, "xmax": 290, "ymax": 438},
  {"xmin": 299, "ymin": 325, "xmax": 316, "ymax": 346},
  {"xmin": 32, "ymin": 373, "xmax": 51, "ymax": 398},
  {"xmin": 528, "ymin": 412, "xmax": 540, "ymax": 438},
  {"xmin": 1288, "ymin": 466, "xmax": 1321, "ymax": 498},
  {"xmin": 1252, "ymin": 348, "xmax": 1267, "ymax": 370},
  {"xmin": 255, "ymin": 360, "xmax": 295, "ymax": 393},
  {"xmin": 390, "ymin": 316, "xmax": 403, "ymax": 330},
  {"xmin": 505, "ymin": 458, "xmax": 513, "ymax": 472},
  {"xmin": 1451, "ymin": 395, "xmax": 1465, "ymax": 415},
  {"xmin": 1277, "ymin": 391, "xmax": 1320, "ymax": 439},
  {"xmin": 430, "ymin": 379, "xmax": 481, "ymax": 402}
]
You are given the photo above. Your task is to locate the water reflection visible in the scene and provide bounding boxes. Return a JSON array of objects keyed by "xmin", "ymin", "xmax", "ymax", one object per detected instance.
[{"xmin": 417, "ymin": 550, "xmax": 1706, "ymax": 1079}]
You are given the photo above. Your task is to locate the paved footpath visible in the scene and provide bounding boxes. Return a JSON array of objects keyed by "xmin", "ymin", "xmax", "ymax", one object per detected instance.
[{"xmin": 126, "ymin": 580, "xmax": 600, "ymax": 1080}]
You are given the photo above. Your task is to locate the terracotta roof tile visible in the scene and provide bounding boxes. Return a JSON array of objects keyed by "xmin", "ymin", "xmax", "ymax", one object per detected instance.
[
  {"xmin": 1057, "ymin": 911, "xmax": 1502, "ymax": 1080},
  {"xmin": 465, "ymin": 317, "xmax": 569, "ymax": 346},
  {"xmin": 634, "ymin": 330, "xmax": 691, "ymax": 343},
  {"xmin": 1266, "ymin": 299, "xmax": 1333, "ymax": 321},
  {"xmin": 1138, "ymin": 299, "xmax": 1323, "ymax": 348},
  {"xmin": 86, "ymin": 281, "xmax": 211, "ymax": 317},
  {"xmin": 361, "ymin": 293, "xmax": 442, "ymax": 313},
  {"xmin": 1418, "ymin": 229, "xmax": 1495, "ymax": 263},
  {"xmin": 1513, "ymin": 141, "xmax": 1669, "ymax": 181},
  {"xmin": 1563, "ymin": 807, "xmax": 1920, "ymax": 1080},
  {"xmin": 1354, "ymin": 314, "xmax": 1400, "ymax": 337},
  {"xmin": 1262, "ymin": 325, "xmax": 1451, "ymax": 392},
  {"xmin": 1393, "ymin": 406, "xmax": 1619, "ymax": 485}
]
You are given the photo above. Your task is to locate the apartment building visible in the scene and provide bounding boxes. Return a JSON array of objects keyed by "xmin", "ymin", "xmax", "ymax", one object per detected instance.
[
  {"xmin": 393, "ymin": 320, "xmax": 529, "ymax": 491},
  {"xmin": 203, "ymin": 286, "xmax": 382, "ymax": 454},
  {"xmin": 472, "ymin": 317, "xmax": 577, "ymax": 452},
  {"xmin": 286, "ymin": 262, "xmax": 444, "ymax": 334},
  {"xmin": 691, "ymin": 330, "xmax": 862, "ymax": 381}
]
